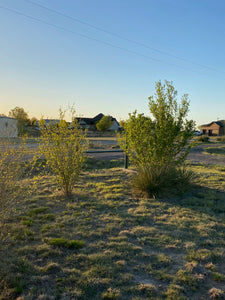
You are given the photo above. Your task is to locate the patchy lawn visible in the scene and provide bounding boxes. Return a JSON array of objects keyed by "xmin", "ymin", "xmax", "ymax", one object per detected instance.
[{"xmin": 0, "ymin": 160, "xmax": 225, "ymax": 299}]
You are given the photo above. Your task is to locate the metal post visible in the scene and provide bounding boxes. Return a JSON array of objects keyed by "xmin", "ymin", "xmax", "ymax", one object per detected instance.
[
  {"xmin": 124, "ymin": 153, "xmax": 129, "ymax": 169},
  {"xmin": 124, "ymin": 133, "xmax": 129, "ymax": 169}
]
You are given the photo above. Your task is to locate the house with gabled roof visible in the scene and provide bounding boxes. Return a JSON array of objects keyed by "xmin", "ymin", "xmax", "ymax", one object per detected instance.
[
  {"xmin": 201, "ymin": 121, "xmax": 224, "ymax": 136},
  {"xmin": 76, "ymin": 113, "xmax": 121, "ymax": 131}
]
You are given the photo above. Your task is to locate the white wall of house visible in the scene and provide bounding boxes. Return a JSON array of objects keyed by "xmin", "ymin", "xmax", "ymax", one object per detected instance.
[
  {"xmin": 109, "ymin": 120, "xmax": 120, "ymax": 131},
  {"xmin": 0, "ymin": 116, "xmax": 18, "ymax": 138}
]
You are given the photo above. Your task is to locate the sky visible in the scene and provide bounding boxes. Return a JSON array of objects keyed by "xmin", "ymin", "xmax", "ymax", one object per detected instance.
[{"xmin": 0, "ymin": 0, "xmax": 225, "ymax": 126}]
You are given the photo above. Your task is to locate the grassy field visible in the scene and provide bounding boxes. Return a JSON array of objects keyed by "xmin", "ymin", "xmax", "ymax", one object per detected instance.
[{"xmin": 1, "ymin": 147, "xmax": 225, "ymax": 299}]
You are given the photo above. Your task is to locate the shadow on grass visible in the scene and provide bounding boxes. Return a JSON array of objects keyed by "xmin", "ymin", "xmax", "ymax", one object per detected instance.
[{"xmin": 1, "ymin": 161, "xmax": 225, "ymax": 299}]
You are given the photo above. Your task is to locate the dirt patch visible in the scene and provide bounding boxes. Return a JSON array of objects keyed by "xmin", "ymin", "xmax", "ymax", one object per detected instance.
[{"xmin": 187, "ymin": 144, "xmax": 225, "ymax": 166}]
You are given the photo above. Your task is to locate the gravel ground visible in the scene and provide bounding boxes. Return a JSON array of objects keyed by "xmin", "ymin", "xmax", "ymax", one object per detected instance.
[
  {"xmin": 1, "ymin": 140, "xmax": 225, "ymax": 166},
  {"xmin": 89, "ymin": 143, "xmax": 225, "ymax": 166}
]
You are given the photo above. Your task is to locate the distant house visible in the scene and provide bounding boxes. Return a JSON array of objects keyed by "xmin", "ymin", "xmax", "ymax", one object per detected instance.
[
  {"xmin": 36, "ymin": 119, "xmax": 61, "ymax": 128},
  {"xmin": 0, "ymin": 116, "xmax": 18, "ymax": 138},
  {"xmin": 76, "ymin": 113, "xmax": 121, "ymax": 131},
  {"xmin": 201, "ymin": 121, "xmax": 224, "ymax": 136},
  {"xmin": 42, "ymin": 119, "xmax": 61, "ymax": 126}
]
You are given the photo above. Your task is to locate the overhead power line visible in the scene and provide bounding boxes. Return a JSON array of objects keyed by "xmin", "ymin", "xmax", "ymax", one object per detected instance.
[
  {"xmin": 0, "ymin": 4, "xmax": 224, "ymax": 78},
  {"xmin": 0, "ymin": 5, "xmax": 188, "ymax": 69},
  {"xmin": 24, "ymin": 0, "xmax": 225, "ymax": 75}
]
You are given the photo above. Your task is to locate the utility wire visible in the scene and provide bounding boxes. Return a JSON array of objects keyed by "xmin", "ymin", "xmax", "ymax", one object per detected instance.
[
  {"xmin": 0, "ymin": 5, "xmax": 189, "ymax": 69},
  {"xmin": 0, "ymin": 4, "xmax": 223, "ymax": 78},
  {"xmin": 24, "ymin": 0, "xmax": 225, "ymax": 75}
]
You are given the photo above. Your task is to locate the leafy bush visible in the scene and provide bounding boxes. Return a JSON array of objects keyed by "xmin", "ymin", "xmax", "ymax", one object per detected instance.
[
  {"xmin": 39, "ymin": 108, "xmax": 88, "ymax": 196},
  {"xmin": 197, "ymin": 135, "xmax": 209, "ymax": 142},
  {"xmin": 119, "ymin": 80, "xmax": 195, "ymax": 195}
]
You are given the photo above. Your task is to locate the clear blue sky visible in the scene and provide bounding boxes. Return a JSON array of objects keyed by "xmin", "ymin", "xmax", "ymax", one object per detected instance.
[{"xmin": 1, "ymin": 0, "xmax": 225, "ymax": 126}]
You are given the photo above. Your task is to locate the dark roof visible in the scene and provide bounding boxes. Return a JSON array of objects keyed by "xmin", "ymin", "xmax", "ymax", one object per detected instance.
[
  {"xmin": 92, "ymin": 113, "xmax": 104, "ymax": 123},
  {"xmin": 201, "ymin": 121, "xmax": 224, "ymax": 127},
  {"xmin": 76, "ymin": 113, "xmax": 120, "ymax": 128},
  {"xmin": 0, "ymin": 116, "xmax": 15, "ymax": 120},
  {"xmin": 76, "ymin": 117, "xmax": 93, "ymax": 125},
  {"xmin": 215, "ymin": 121, "xmax": 224, "ymax": 127},
  {"xmin": 76, "ymin": 113, "xmax": 104, "ymax": 125}
]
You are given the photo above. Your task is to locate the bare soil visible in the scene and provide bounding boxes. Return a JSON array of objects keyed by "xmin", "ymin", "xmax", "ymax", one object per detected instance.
[{"xmin": 187, "ymin": 143, "xmax": 225, "ymax": 166}]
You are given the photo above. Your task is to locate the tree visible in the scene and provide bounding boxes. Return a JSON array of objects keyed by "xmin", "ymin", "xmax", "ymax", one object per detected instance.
[
  {"xmin": 119, "ymin": 80, "xmax": 195, "ymax": 195},
  {"xmin": 119, "ymin": 119, "xmax": 126, "ymax": 129},
  {"xmin": 96, "ymin": 115, "xmax": 113, "ymax": 131},
  {"xmin": 9, "ymin": 106, "xmax": 30, "ymax": 135},
  {"xmin": 39, "ymin": 108, "xmax": 88, "ymax": 196}
]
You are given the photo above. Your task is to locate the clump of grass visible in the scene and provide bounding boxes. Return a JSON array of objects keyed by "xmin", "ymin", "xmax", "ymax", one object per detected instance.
[
  {"xmin": 174, "ymin": 270, "xmax": 198, "ymax": 289},
  {"xmin": 132, "ymin": 164, "xmax": 194, "ymax": 196},
  {"xmin": 48, "ymin": 237, "xmax": 84, "ymax": 249},
  {"xmin": 40, "ymin": 213, "xmax": 55, "ymax": 221},
  {"xmin": 136, "ymin": 283, "xmax": 158, "ymax": 298},
  {"xmin": 27, "ymin": 206, "xmax": 49, "ymax": 215},
  {"xmin": 164, "ymin": 284, "xmax": 185, "ymax": 300},
  {"xmin": 211, "ymin": 272, "xmax": 225, "ymax": 282},
  {"xmin": 208, "ymin": 287, "xmax": 225, "ymax": 299},
  {"xmin": 101, "ymin": 287, "xmax": 120, "ymax": 299}
]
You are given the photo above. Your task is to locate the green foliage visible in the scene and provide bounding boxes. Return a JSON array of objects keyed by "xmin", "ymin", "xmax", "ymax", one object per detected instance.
[
  {"xmin": 119, "ymin": 80, "xmax": 195, "ymax": 194},
  {"xmin": 0, "ymin": 138, "xmax": 31, "ymax": 224},
  {"xmin": 197, "ymin": 135, "xmax": 209, "ymax": 142},
  {"xmin": 8, "ymin": 106, "xmax": 30, "ymax": 136},
  {"xmin": 96, "ymin": 115, "xmax": 113, "ymax": 131},
  {"xmin": 39, "ymin": 108, "xmax": 88, "ymax": 196},
  {"xmin": 48, "ymin": 237, "xmax": 84, "ymax": 249}
]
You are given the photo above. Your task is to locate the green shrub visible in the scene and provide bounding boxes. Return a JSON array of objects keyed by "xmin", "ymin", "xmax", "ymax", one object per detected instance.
[
  {"xmin": 197, "ymin": 135, "xmax": 209, "ymax": 142},
  {"xmin": 39, "ymin": 108, "xmax": 88, "ymax": 196},
  {"xmin": 119, "ymin": 80, "xmax": 195, "ymax": 195}
]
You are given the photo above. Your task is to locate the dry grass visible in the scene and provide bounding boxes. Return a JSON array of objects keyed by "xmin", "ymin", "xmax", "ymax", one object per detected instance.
[{"xmin": 0, "ymin": 154, "xmax": 225, "ymax": 299}]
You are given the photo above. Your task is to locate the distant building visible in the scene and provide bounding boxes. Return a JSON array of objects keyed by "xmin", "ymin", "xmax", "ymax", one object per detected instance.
[
  {"xmin": 0, "ymin": 116, "xmax": 18, "ymax": 138},
  {"xmin": 36, "ymin": 119, "xmax": 61, "ymax": 127},
  {"xmin": 76, "ymin": 113, "xmax": 121, "ymax": 131},
  {"xmin": 201, "ymin": 121, "xmax": 224, "ymax": 136}
]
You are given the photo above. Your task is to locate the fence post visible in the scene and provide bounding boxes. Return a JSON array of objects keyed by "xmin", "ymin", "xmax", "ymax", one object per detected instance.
[
  {"xmin": 124, "ymin": 133, "xmax": 129, "ymax": 169},
  {"xmin": 124, "ymin": 153, "xmax": 129, "ymax": 169}
]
